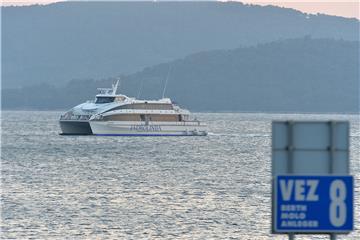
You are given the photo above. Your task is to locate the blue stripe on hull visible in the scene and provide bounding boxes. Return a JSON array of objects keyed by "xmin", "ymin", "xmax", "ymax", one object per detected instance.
[{"xmin": 95, "ymin": 133, "xmax": 205, "ymax": 137}]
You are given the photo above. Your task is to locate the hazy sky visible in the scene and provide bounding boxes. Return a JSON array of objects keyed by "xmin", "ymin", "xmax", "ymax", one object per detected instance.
[{"xmin": 1, "ymin": 0, "xmax": 359, "ymax": 19}]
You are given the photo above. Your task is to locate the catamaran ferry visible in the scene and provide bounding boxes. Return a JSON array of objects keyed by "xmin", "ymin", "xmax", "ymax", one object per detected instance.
[{"xmin": 59, "ymin": 80, "xmax": 207, "ymax": 136}]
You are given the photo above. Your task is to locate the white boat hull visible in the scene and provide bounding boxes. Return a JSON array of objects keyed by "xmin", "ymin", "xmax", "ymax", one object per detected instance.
[{"xmin": 89, "ymin": 121, "xmax": 208, "ymax": 136}]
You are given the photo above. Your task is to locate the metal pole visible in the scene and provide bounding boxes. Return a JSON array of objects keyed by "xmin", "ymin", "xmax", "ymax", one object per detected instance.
[
  {"xmin": 329, "ymin": 121, "xmax": 336, "ymax": 173},
  {"xmin": 287, "ymin": 121, "xmax": 294, "ymax": 174},
  {"xmin": 289, "ymin": 233, "xmax": 295, "ymax": 240},
  {"xmin": 329, "ymin": 121, "xmax": 336, "ymax": 240},
  {"xmin": 287, "ymin": 121, "xmax": 295, "ymax": 240}
]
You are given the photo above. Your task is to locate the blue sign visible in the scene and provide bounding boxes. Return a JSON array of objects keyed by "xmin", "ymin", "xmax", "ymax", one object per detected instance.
[{"xmin": 274, "ymin": 175, "xmax": 353, "ymax": 233}]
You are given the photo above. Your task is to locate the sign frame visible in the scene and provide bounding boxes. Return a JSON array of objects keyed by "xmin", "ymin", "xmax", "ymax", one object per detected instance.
[{"xmin": 271, "ymin": 121, "xmax": 353, "ymax": 238}]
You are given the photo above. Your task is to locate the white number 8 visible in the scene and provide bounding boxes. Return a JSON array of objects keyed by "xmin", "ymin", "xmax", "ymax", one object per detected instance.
[{"xmin": 330, "ymin": 180, "xmax": 347, "ymax": 227}]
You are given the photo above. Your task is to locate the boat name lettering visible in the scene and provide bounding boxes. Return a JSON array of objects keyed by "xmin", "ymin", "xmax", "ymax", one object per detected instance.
[{"xmin": 130, "ymin": 125, "xmax": 162, "ymax": 132}]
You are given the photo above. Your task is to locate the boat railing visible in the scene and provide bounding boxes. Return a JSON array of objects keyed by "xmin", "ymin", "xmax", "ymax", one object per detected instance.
[{"xmin": 179, "ymin": 120, "xmax": 201, "ymax": 126}]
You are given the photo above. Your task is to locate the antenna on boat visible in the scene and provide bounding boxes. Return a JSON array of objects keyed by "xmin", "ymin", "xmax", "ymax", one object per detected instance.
[
  {"xmin": 112, "ymin": 77, "xmax": 121, "ymax": 95},
  {"xmin": 137, "ymin": 78, "xmax": 144, "ymax": 99},
  {"xmin": 162, "ymin": 64, "xmax": 172, "ymax": 99}
]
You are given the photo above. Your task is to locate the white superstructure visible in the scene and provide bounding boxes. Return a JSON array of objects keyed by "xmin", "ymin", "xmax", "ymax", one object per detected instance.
[{"xmin": 89, "ymin": 97, "xmax": 207, "ymax": 136}]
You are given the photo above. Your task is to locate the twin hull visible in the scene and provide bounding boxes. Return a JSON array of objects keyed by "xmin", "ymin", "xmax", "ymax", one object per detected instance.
[
  {"xmin": 89, "ymin": 121, "xmax": 208, "ymax": 136},
  {"xmin": 59, "ymin": 120, "xmax": 93, "ymax": 135}
]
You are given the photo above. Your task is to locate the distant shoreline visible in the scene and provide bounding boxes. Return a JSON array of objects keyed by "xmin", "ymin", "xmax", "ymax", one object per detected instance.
[{"xmin": 1, "ymin": 109, "xmax": 359, "ymax": 115}]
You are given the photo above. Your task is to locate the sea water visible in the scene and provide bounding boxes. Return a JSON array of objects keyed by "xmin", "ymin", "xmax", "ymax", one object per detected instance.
[{"xmin": 1, "ymin": 111, "xmax": 359, "ymax": 239}]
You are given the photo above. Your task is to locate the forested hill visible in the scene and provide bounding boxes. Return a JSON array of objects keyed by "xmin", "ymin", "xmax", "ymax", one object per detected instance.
[
  {"xmin": 2, "ymin": 1, "xmax": 359, "ymax": 88},
  {"xmin": 3, "ymin": 38, "xmax": 359, "ymax": 113}
]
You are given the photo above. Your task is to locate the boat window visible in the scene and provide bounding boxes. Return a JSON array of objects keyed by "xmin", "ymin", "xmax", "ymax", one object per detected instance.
[
  {"xmin": 114, "ymin": 103, "xmax": 173, "ymax": 110},
  {"xmin": 95, "ymin": 97, "xmax": 115, "ymax": 104},
  {"xmin": 140, "ymin": 114, "xmax": 145, "ymax": 121}
]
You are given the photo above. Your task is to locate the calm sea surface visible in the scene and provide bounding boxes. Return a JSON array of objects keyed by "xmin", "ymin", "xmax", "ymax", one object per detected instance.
[{"xmin": 1, "ymin": 111, "xmax": 359, "ymax": 239}]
